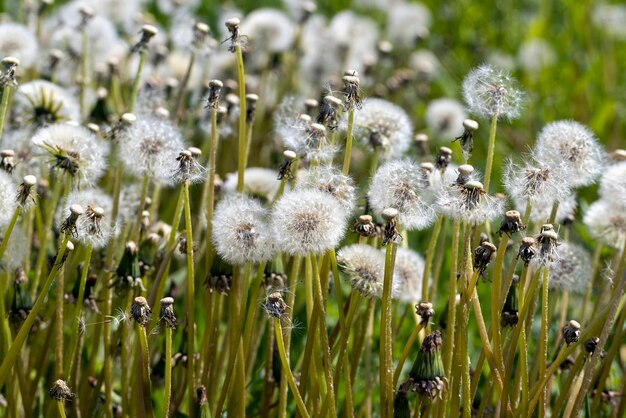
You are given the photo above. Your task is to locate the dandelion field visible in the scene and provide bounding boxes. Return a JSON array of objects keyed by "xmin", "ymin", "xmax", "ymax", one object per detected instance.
[{"xmin": 0, "ymin": 0, "xmax": 626, "ymax": 417}]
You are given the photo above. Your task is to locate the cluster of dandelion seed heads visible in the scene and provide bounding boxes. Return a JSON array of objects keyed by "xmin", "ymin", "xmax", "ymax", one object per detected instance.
[
  {"xmin": 337, "ymin": 244, "xmax": 393, "ymax": 299},
  {"xmin": 296, "ymin": 165, "xmax": 357, "ymax": 214},
  {"xmin": 369, "ymin": 160, "xmax": 436, "ymax": 231},
  {"xmin": 272, "ymin": 189, "xmax": 346, "ymax": 256},
  {"xmin": 212, "ymin": 195, "xmax": 275, "ymax": 265},
  {"xmin": 462, "ymin": 64, "xmax": 524, "ymax": 121}
]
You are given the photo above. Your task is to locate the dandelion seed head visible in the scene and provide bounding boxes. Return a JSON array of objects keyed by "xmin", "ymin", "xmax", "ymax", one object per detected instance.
[
  {"xmin": 437, "ymin": 178, "xmax": 504, "ymax": 225},
  {"xmin": 223, "ymin": 167, "xmax": 282, "ymax": 203},
  {"xmin": 272, "ymin": 189, "xmax": 346, "ymax": 256},
  {"xmin": 462, "ymin": 64, "xmax": 524, "ymax": 121},
  {"xmin": 592, "ymin": 3, "xmax": 626, "ymax": 40},
  {"xmin": 352, "ymin": 98, "xmax": 412, "ymax": 160},
  {"xmin": 533, "ymin": 120, "xmax": 605, "ymax": 187},
  {"xmin": 338, "ymin": 244, "xmax": 392, "ymax": 299},
  {"xmin": 393, "ymin": 247, "xmax": 425, "ymax": 303},
  {"xmin": 0, "ymin": 171, "xmax": 17, "ymax": 227},
  {"xmin": 503, "ymin": 158, "xmax": 570, "ymax": 207},
  {"xmin": 517, "ymin": 39, "xmax": 556, "ymax": 74},
  {"xmin": 0, "ymin": 224, "xmax": 25, "ymax": 272},
  {"xmin": 0, "ymin": 23, "xmax": 38, "ymax": 69},
  {"xmin": 57, "ymin": 188, "xmax": 116, "ymax": 248},
  {"xmin": 425, "ymin": 98, "xmax": 467, "ymax": 140},
  {"xmin": 386, "ymin": 2, "xmax": 431, "ymax": 49},
  {"xmin": 241, "ymin": 8, "xmax": 295, "ymax": 53},
  {"xmin": 213, "ymin": 195, "xmax": 275, "ymax": 265},
  {"xmin": 117, "ymin": 116, "xmax": 185, "ymax": 185},
  {"xmin": 547, "ymin": 242, "xmax": 591, "ymax": 293},
  {"xmin": 583, "ymin": 199, "xmax": 626, "ymax": 249},
  {"xmin": 33, "ymin": 123, "xmax": 109, "ymax": 185},
  {"xmin": 13, "ymin": 80, "xmax": 80, "ymax": 127},
  {"xmin": 296, "ymin": 166, "xmax": 356, "ymax": 214},
  {"xmin": 598, "ymin": 161, "xmax": 626, "ymax": 207}
]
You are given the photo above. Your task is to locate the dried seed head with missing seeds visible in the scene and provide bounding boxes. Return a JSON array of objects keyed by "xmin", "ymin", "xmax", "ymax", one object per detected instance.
[
  {"xmin": 498, "ymin": 210, "xmax": 526, "ymax": 237},
  {"xmin": 49, "ymin": 379, "xmax": 74, "ymax": 402},
  {"xmin": 173, "ymin": 149, "xmax": 206, "ymax": 184},
  {"xmin": 277, "ymin": 150, "xmax": 297, "ymax": 180},
  {"xmin": 534, "ymin": 224, "xmax": 559, "ymax": 266},
  {"xmin": 160, "ymin": 297, "xmax": 177, "ymax": 329},
  {"xmin": 381, "ymin": 207, "xmax": 401, "ymax": 245},
  {"xmin": 353, "ymin": 214, "xmax": 376, "ymax": 238},
  {"xmin": 0, "ymin": 56, "xmax": 19, "ymax": 87},
  {"xmin": 473, "ymin": 241, "xmax": 497, "ymax": 279},
  {"xmin": 437, "ymin": 179, "xmax": 504, "ymax": 225},
  {"xmin": 131, "ymin": 296, "xmax": 152, "ymax": 326},
  {"xmin": 453, "ymin": 119, "xmax": 479, "ymax": 160},
  {"xmin": 264, "ymin": 292, "xmax": 287, "ymax": 318},
  {"xmin": 132, "ymin": 24, "xmax": 159, "ymax": 54},
  {"xmin": 562, "ymin": 320, "xmax": 581, "ymax": 346},
  {"xmin": 415, "ymin": 302, "xmax": 435, "ymax": 322},
  {"xmin": 58, "ymin": 188, "xmax": 115, "ymax": 248}
]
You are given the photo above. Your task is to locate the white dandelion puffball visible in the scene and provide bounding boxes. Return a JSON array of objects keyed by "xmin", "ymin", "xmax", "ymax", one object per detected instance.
[
  {"xmin": 369, "ymin": 160, "xmax": 436, "ymax": 231},
  {"xmin": 462, "ymin": 64, "xmax": 524, "ymax": 121},
  {"xmin": 352, "ymin": 98, "xmax": 412, "ymax": 160},
  {"xmin": 32, "ymin": 123, "xmax": 109, "ymax": 185},
  {"xmin": 386, "ymin": 2, "xmax": 431, "ymax": 49},
  {"xmin": 296, "ymin": 166, "xmax": 357, "ymax": 214},
  {"xmin": 212, "ymin": 195, "xmax": 275, "ymax": 265},
  {"xmin": 584, "ymin": 199, "xmax": 626, "ymax": 249},
  {"xmin": 425, "ymin": 98, "xmax": 467, "ymax": 140},
  {"xmin": 241, "ymin": 8, "xmax": 295, "ymax": 53},
  {"xmin": 117, "ymin": 116, "xmax": 186, "ymax": 186},
  {"xmin": 517, "ymin": 39, "xmax": 556, "ymax": 74},
  {"xmin": 503, "ymin": 158, "xmax": 570, "ymax": 207},
  {"xmin": 338, "ymin": 244, "xmax": 394, "ymax": 299},
  {"xmin": 547, "ymin": 242, "xmax": 592, "ymax": 293},
  {"xmin": 393, "ymin": 247, "xmax": 426, "ymax": 303},
  {"xmin": 437, "ymin": 180, "xmax": 504, "ymax": 225},
  {"xmin": 222, "ymin": 167, "xmax": 282, "ymax": 202},
  {"xmin": 0, "ymin": 171, "xmax": 17, "ymax": 228},
  {"xmin": 0, "ymin": 23, "xmax": 38, "ymax": 68},
  {"xmin": 533, "ymin": 120, "xmax": 605, "ymax": 188},
  {"xmin": 13, "ymin": 80, "xmax": 80, "ymax": 127},
  {"xmin": 598, "ymin": 161, "xmax": 626, "ymax": 208},
  {"xmin": 272, "ymin": 189, "xmax": 346, "ymax": 256},
  {"xmin": 57, "ymin": 188, "xmax": 116, "ymax": 249}
]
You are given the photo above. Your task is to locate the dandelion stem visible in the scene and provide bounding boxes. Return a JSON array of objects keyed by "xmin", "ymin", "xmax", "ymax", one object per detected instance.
[
  {"xmin": 393, "ymin": 320, "xmax": 426, "ymax": 387},
  {"xmin": 54, "ymin": 263, "xmax": 65, "ymax": 378},
  {"xmin": 421, "ymin": 215, "xmax": 442, "ymax": 303},
  {"xmin": 174, "ymin": 51, "xmax": 196, "ymax": 123},
  {"xmin": 242, "ymin": 262, "xmax": 267, "ymax": 358},
  {"xmin": 164, "ymin": 326, "xmax": 173, "ymax": 417},
  {"xmin": 79, "ymin": 23, "xmax": 88, "ymax": 118},
  {"xmin": 0, "ymin": 206, "xmax": 19, "ymax": 259},
  {"xmin": 380, "ymin": 240, "xmax": 398, "ymax": 417},
  {"xmin": 483, "ymin": 114, "xmax": 498, "ymax": 194},
  {"xmin": 0, "ymin": 234, "xmax": 70, "ymax": 389},
  {"xmin": 274, "ymin": 317, "xmax": 311, "ymax": 418},
  {"xmin": 538, "ymin": 267, "xmax": 549, "ymax": 417},
  {"xmin": 128, "ymin": 50, "xmax": 146, "ymax": 113},
  {"xmin": 343, "ymin": 107, "xmax": 355, "ymax": 176},
  {"xmin": 56, "ymin": 401, "xmax": 67, "ymax": 418},
  {"xmin": 0, "ymin": 83, "xmax": 13, "ymax": 147},
  {"xmin": 279, "ymin": 256, "xmax": 301, "ymax": 418},
  {"xmin": 204, "ymin": 105, "xmax": 219, "ymax": 273},
  {"xmin": 136, "ymin": 323, "xmax": 154, "ymax": 417},
  {"xmin": 491, "ymin": 234, "xmax": 509, "ymax": 374},
  {"xmin": 235, "ymin": 42, "xmax": 247, "ymax": 193},
  {"xmin": 182, "ymin": 179, "xmax": 197, "ymax": 417}
]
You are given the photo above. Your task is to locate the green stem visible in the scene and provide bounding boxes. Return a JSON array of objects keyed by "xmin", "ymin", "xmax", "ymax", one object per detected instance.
[
  {"xmin": 57, "ymin": 401, "xmax": 67, "ymax": 418},
  {"xmin": 393, "ymin": 321, "xmax": 426, "ymax": 386},
  {"xmin": 0, "ymin": 83, "xmax": 13, "ymax": 147},
  {"xmin": 274, "ymin": 317, "xmax": 311, "ymax": 418},
  {"xmin": 204, "ymin": 106, "xmax": 219, "ymax": 273},
  {"xmin": 538, "ymin": 267, "xmax": 549, "ymax": 417},
  {"xmin": 279, "ymin": 256, "xmax": 301, "ymax": 418},
  {"xmin": 79, "ymin": 24, "xmax": 88, "ymax": 118},
  {"xmin": 182, "ymin": 180, "xmax": 196, "ymax": 417},
  {"xmin": 54, "ymin": 262, "xmax": 65, "ymax": 378},
  {"xmin": 0, "ymin": 235, "xmax": 70, "ymax": 389},
  {"xmin": 421, "ymin": 215, "xmax": 442, "ymax": 302},
  {"xmin": 137, "ymin": 324, "xmax": 154, "ymax": 417},
  {"xmin": 483, "ymin": 114, "xmax": 498, "ymax": 194},
  {"xmin": 242, "ymin": 263, "xmax": 267, "ymax": 362},
  {"xmin": 491, "ymin": 234, "xmax": 509, "ymax": 375},
  {"xmin": 343, "ymin": 108, "xmax": 355, "ymax": 175},
  {"xmin": 174, "ymin": 51, "xmax": 196, "ymax": 123},
  {"xmin": 381, "ymin": 241, "xmax": 398, "ymax": 417},
  {"xmin": 164, "ymin": 326, "xmax": 173, "ymax": 417},
  {"xmin": 235, "ymin": 42, "xmax": 247, "ymax": 193},
  {"xmin": 128, "ymin": 51, "xmax": 146, "ymax": 113},
  {"xmin": 0, "ymin": 206, "xmax": 20, "ymax": 259}
]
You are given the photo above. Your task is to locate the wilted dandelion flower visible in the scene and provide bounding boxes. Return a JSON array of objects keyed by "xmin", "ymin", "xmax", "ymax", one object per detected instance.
[
  {"xmin": 0, "ymin": 171, "xmax": 17, "ymax": 227},
  {"xmin": 437, "ymin": 179, "xmax": 504, "ymax": 225},
  {"xmin": 462, "ymin": 64, "xmax": 524, "ymax": 121},
  {"xmin": 584, "ymin": 199, "xmax": 626, "ymax": 249},
  {"xmin": 223, "ymin": 167, "xmax": 282, "ymax": 202},
  {"xmin": 598, "ymin": 161, "xmax": 626, "ymax": 207},
  {"xmin": 241, "ymin": 8, "xmax": 295, "ymax": 53},
  {"xmin": 503, "ymin": 157, "xmax": 569, "ymax": 207},
  {"xmin": 369, "ymin": 160, "xmax": 437, "ymax": 230},
  {"xmin": 0, "ymin": 23, "xmax": 38, "ymax": 68},
  {"xmin": 337, "ymin": 244, "xmax": 393, "ymax": 299},
  {"xmin": 272, "ymin": 189, "xmax": 346, "ymax": 256},
  {"xmin": 33, "ymin": 123, "xmax": 109, "ymax": 185},
  {"xmin": 352, "ymin": 98, "xmax": 412, "ymax": 160},
  {"xmin": 13, "ymin": 80, "xmax": 80, "ymax": 127},
  {"xmin": 57, "ymin": 188, "xmax": 116, "ymax": 248},
  {"xmin": 533, "ymin": 120, "xmax": 605, "ymax": 187},
  {"xmin": 296, "ymin": 166, "xmax": 356, "ymax": 213},
  {"xmin": 547, "ymin": 242, "xmax": 591, "ymax": 293},
  {"xmin": 392, "ymin": 247, "xmax": 425, "ymax": 303},
  {"xmin": 117, "ymin": 116, "xmax": 185, "ymax": 185},
  {"xmin": 425, "ymin": 98, "xmax": 466, "ymax": 140},
  {"xmin": 212, "ymin": 195, "xmax": 274, "ymax": 265}
]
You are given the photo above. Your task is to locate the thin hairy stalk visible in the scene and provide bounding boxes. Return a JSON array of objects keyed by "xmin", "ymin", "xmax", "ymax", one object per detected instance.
[
  {"xmin": 0, "ymin": 234, "xmax": 70, "ymax": 389},
  {"xmin": 57, "ymin": 401, "xmax": 68, "ymax": 418},
  {"xmin": 242, "ymin": 262, "xmax": 267, "ymax": 362},
  {"xmin": 393, "ymin": 320, "xmax": 426, "ymax": 386},
  {"xmin": 203, "ymin": 105, "xmax": 219, "ymax": 273},
  {"xmin": 381, "ymin": 241, "xmax": 398, "ymax": 417},
  {"xmin": 491, "ymin": 234, "xmax": 509, "ymax": 374},
  {"xmin": 235, "ymin": 41, "xmax": 247, "ymax": 193},
  {"xmin": 137, "ymin": 324, "xmax": 154, "ymax": 417},
  {"xmin": 132, "ymin": 175, "xmax": 150, "ymax": 243},
  {"xmin": 67, "ymin": 243, "xmax": 93, "ymax": 386},
  {"xmin": 260, "ymin": 319, "xmax": 274, "ymax": 418},
  {"xmin": 120, "ymin": 290, "xmax": 134, "ymax": 416},
  {"xmin": 278, "ymin": 256, "xmax": 300, "ymax": 418},
  {"xmin": 458, "ymin": 224, "xmax": 473, "ymax": 418},
  {"xmin": 274, "ymin": 317, "xmax": 311, "ymax": 418},
  {"xmin": 343, "ymin": 107, "xmax": 355, "ymax": 175},
  {"xmin": 79, "ymin": 23, "xmax": 88, "ymax": 117},
  {"xmin": 483, "ymin": 114, "xmax": 498, "ymax": 193},
  {"xmin": 182, "ymin": 180, "xmax": 197, "ymax": 416},
  {"xmin": 553, "ymin": 354, "xmax": 585, "ymax": 416},
  {"xmin": 0, "ymin": 206, "xmax": 19, "ymax": 258},
  {"xmin": 537, "ymin": 267, "xmax": 550, "ymax": 417},
  {"xmin": 54, "ymin": 263, "xmax": 65, "ymax": 378},
  {"xmin": 174, "ymin": 51, "xmax": 196, "ymax": 123},
  {"xmin": 570, "ymin": 244, "xmax": 626, "ymax": 415},
  {"xmin": 548, "ymin": 201, "xmax": 560, "ymax": 225},
  {"xmin": 128, "ymin": 50, "xmax": 146, "ymax": 113},
  {"xmin": 164, "ymin": 326, "xmax": 173, "ymax": 417},
  {"xmin": 0, "ymin": 82, "xmax": 13, "ymax": 146},
  {"xmin": 527, "ymin": 344, "xmax": 570, "ymax": 415},
  {"xmin": 422, "ymin": 215, "xmax": 443, "ymax": 302},
  {"xmin": 581, "ymin": 242, "xmax": 602, "ymax": 321},
  {"xmin": 330, "ymin": 291, "xmax": 360, "ymax": 405}
]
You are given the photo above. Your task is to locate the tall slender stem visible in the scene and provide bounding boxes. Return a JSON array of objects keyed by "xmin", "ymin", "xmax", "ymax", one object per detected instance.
[
  {"xmin": 137, "ymin": 324, "xmax": 154, "ymax": 417},
  {"xmin": 0, "ymin": 206, "xmax": 20, "ymax": 259},
  {"xmin": 381, "ymin": 241, "xmax": 398, "ymax": 417},
  {"xmin": 0, "ymin": 83, "xmax": 13, "ymax": 147},
  {"xmin": 182, "ymin": 180, "xmax": 196, "ymax": 417},
  {"xmin": 483, "ymin": 114, "xmax": 498, "ymax": 194},
  {"xmin": 128, "ymin": 51, "xmax": 146, "ymax": 113},
  {"xmin": 174, "ymin": 51, "xmax": 196, "ymax": 123},
  {"xmin": 164, "ymin": 326, "xmax": 173, "ymax": 417},
  {"xmin": 204, "ymin": 106, "xmax": 219, "ymax": 273},
  {"xmin": 343, "ymin": 108, "xmax": 355, "ymax": 175},
  {"xmin": 235, "ymin": 42, "xmax": 247, "ymax": 193}
]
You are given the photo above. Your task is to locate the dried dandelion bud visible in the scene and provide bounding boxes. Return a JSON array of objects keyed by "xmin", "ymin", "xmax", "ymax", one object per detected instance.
[
  {"xmin": 205, "ymin": 79, "xmax": 223, "ymax": 109},
  {"xmin": 437, "ymin": 179, "xmax": 503, "ymax": 225},
  {"xmin": 473, "ymin": 241, "xmax": 497, "ymax": 278},
  {"xmin": 304, "ymin": 98, "xmax": 319, "ymax": 115},
  {"xmin": 277, "ymin": 150, "xmax": 297, "ymax": 180},
  {"xmin": 262, "ymin": 258, "xmax": 287, "ymax": 291},
  {"xmin": 316, "ymin": 95, "xmax": 342, "ymax": 130},
  {"xmin": 49, "ymin": 379, "xmax": 74, "ymax": 402},
  {"xmin": 60, "ymin": 204, "xmax": 84, "ymax": 236},
  {"xmin": 0, "ymin": 149, "xmax": 15, "ymax": 173},
  {"xmin": 501, "ymin": 275, "xmax": 519, "ymax": 327},
  {"xmin": 517, "ymin": 237, "xmax": 537, "ymax": 266},
  {"xmin": 609, "ymin": 149, "xmax": 626, "ymax": 162},
  {"xmin": 160, "ymin": 297, "xmax": 177, "ymax": 329},
  {"xmin": 246, "ymin": 93, "xmax": 259, "ymax": 124},
  {"xmin": 498, "ymin": 210, "xmax": 525, "ymax": 237},
  {"xmin": 456, "ymin": 164, "xmax": 475, "ymax": 186},
  {"xmin": 131, "ymin": 296, "xmax": 152, "ymax": 326},
  {"xmin": 0, "ymin": 56, "xmax": 19, "ymax": 87},
  {"xmin": 133, "ymin": 24, "xmax": 159, "ymax": 53},
  {"xmin": 562, "ymin": 320, "xmax": 581, "ymax": 346},
  {"xmin": 409, "ymin": 330, "xmax": 446, "ymax": 399},
  {"xmin": 453, "ymin": 118, "xmax": 479, "ymax": 160},
  {"xmin": 264, "ymin": 292, "xmax": 287, "ymax": 318},
  {"xmin": 415, "ymin": 302, "xmax": 435, "ymax": 322},
  {"xmin": 16, "ymin": 175, "xmax": 36, "ymax": 207},
  {"xmin": 174, "ymin": 150, "xmax": 205, "ymax": 184},
  {"xmin": 225, "ymin": 17, "xmax": 241, "ymax": 52},
  {"xmin": 434, "ymin": 146, "xmax": 452, "ymax": 171},
  {"xmin": 535, "ymin": 224, "xmax": 559, "ymax": 265},
  {"xmin": 354, "ymin": 214, "xmax": 376, "ymax": 238},
  {"xmin": 382, "ymin": 207, "xmax": 401, "ymax": 245},
  {"xmin": 205, "ymin": 255, "xmax": 233, "ymax": 295},
  {"xmin": 414, "ymin": 133, "xmax": 429, "ymax": 157},
  {"xmin": 342, "ymin": 74, "xmax": 362, "ymax": 110},
  {"xmin": 584, "ymin": 337, "xmax": 600, "ymax": 355}
]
